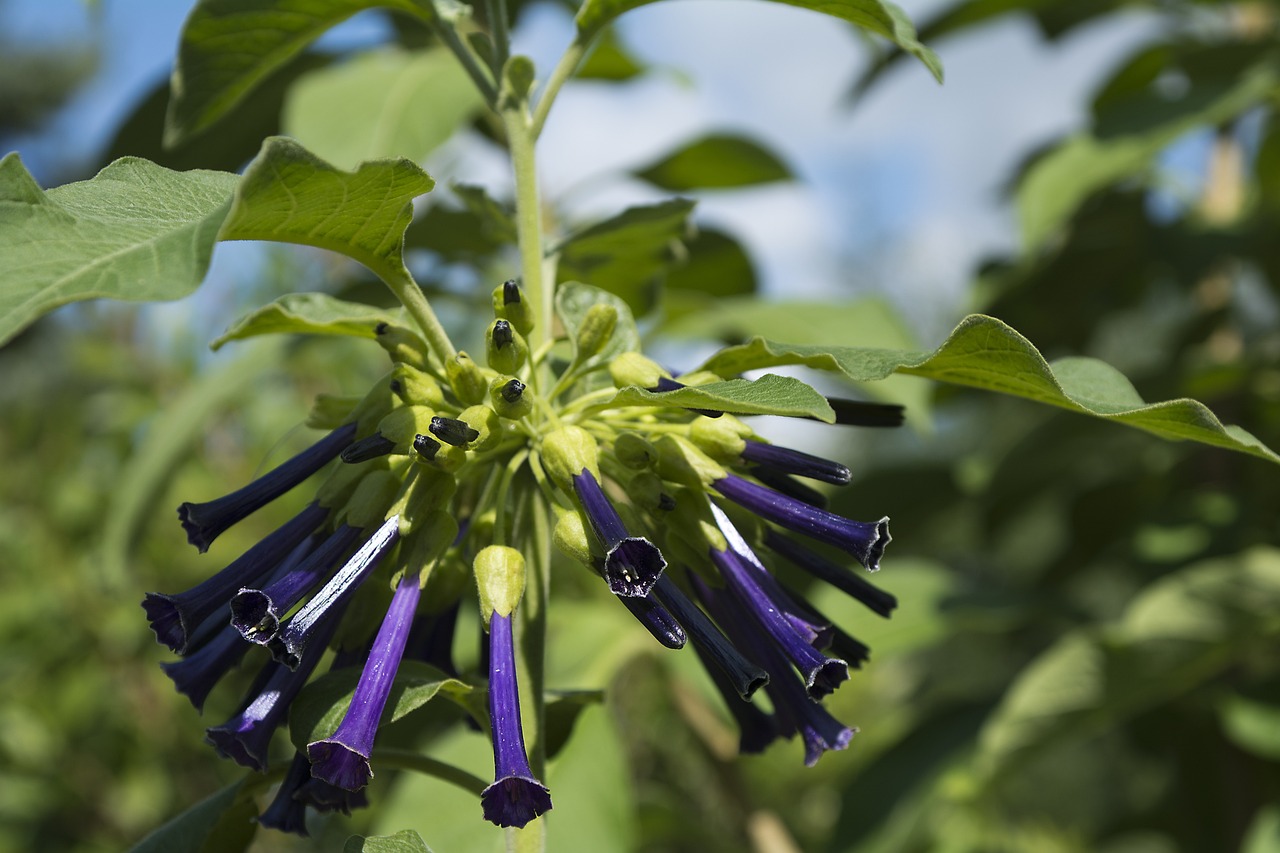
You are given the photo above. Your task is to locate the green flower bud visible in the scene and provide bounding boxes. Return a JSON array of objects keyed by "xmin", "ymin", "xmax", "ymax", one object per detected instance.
[
  {"xmin": 475, "ymin": 545, "xmax": 526, "ymax": 619},
  {"xmin": 376, "ymin": 405, "xmax": 437, "ymax": 454},
  {"xmin": 337, "ymin": 470, "xmax": 402, "ymax": 529},
  {"xmin": 306, "ymin": 393, "xmax": 361, "ymax": 430},
  {"xmin": 552, "ymin": 506, "xmax": 598, "ymax": 567},
  {"xmin": 412, "ymin": 434, "xmax": 468, "ymax": 472},
  {"xmin": 393, "ymin": 465, "xmax": 458, "ymax": 531},
  {"xmin": 375, "ymin": 322, "xmax": 431, "ymax": 370},
  {"xmin": 486, "ymin": 319, "xmax": 528, "ymax": 375},
  {"xmin": 402, "ymin": 509, "xmax": 459, "ymax": 584},
  {"xmin": 654, "ymin": 434, "xmax": 726, "ymax": 488},
  {"xmin": 541, "ymin": 425, "xmax": 601, "ymax": 492},
  {"xmin": 609, "ymin": 352, "xmax": 668, "ymax": 389},
  {"xmin": 613, "ymin": 432, "xmax": 656, "ymax": 469},
  {"xmin": 663, "ymin": 487, "xmax": 727, "ymax": 555},
  {"xmin": 688, "ymin": 414, "xmax": 752, "ymax": 464},
  {"xmin": 459, "ymin": 404, "xmax": 502, "ymax": 452},
  {"xmin": 446, "ymin": 351, "xmax": 488, "ymax": 406},
  {"xmin": 316, "ymin": 457, "xmax": 386, "ymax": 509},
  {"xmin": 348, "ymin": 370, "xmax": 399, "ymax": 434},
  {"xmin": 490, "ymin": 376, "xmax": 534, "ymax": 420},
  {"xmin": 575, "ymin": 304, "xmax": 618, "ymax": 361},
  {"xmin": 493, "ymin": 280, "xmax": 534, "ymax": 336},
  {"xmin": 626, "ymin": 471, "xmax": 667, "ymax": 512},
  {"xmin": 389, "ymin": 363, "xmax": 445, "ymax": 408},
  {"xmin": 676, "ymin": 369, "xmax": 719, "ymax": 387}
]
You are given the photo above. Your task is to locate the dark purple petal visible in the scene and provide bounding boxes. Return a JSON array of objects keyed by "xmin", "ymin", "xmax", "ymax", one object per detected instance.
[
  {"xmin": 825, "ymin": 397, "xmax": 904, "ymax": 427},
  {"xmin": 713, "ymin": 474, "xmax": 890, "ymax": 571},
  {"xmin": 271, "ymin": 516, "xmax": 400, "ymax": 669},
  {"xmin": 616, "ymin": 589, "xmax": 686, "ymax": 649},
  {"xmin": 144, "ymin": 502, "xmax": 328, "ymax": 654},
  {"xmin": 178, "ymin": 423, "xmax": 356, "ymax": 552},
  {"xmin": 308, "ymin": 574, "xmax": 421, "ymax": 791},
  {"xmin": 295, "ymin": 776, "xmax": 370, "ymax": 814},
  {"xmin": 763, "ymin": 531, "xmax": 897, "ymax": 618},
  {"xmin": 649, "ymin": 377, "xmax": 722, "ymax": 418},
  {"xmin": 747, "ymin": 466, "xmax": 828, "ymax": 509},
  {"xmin": 230, "ymin": 525, "xmax": 363, "ymax": 645},
  {"xmin": 651, "ymin": 575, "xmax": 768, "ymax": 700},
  {"xmin": 257, "ymin": 753, "xmax": 312, "ymax": 836},
  {"xmin": 159, "ymin": 623, "xmax": 251, "ymax": 712},
  {"xmin": 571, "ymin": 470, "xmax": 666, "ymax": 596},
  {"xmin": 481, "ymin": 611, "xmax": 552, "ymax": 828},
  {"xmin": 340, "ymin": 433, "xmax": 397, "ymax": 464},
  {"xmin": 741, "ymin": 440, "xmax": 851, "ymax": 485}
]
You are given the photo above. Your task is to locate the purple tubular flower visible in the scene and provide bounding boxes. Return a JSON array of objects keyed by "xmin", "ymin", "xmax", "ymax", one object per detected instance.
[
  {"xmin": 258, "ymin": 753, "xmax": 312, "ymax": 836},
  {"xmin": 651, "ymin": 574, "xmax": 768, "ymax": 699},
  {"xmin": 308, "ymin": 575, "xmax": 421, "ymax": 791},
  {"xmin": 616, "ymin": 589, "xmax": 687, "ymax": 649},
  {"xmin": 270, "ymin": 516, "xmax": 400, "ymax": 669},
  {"xmin": 747, "ymin": 466, "xmax": 828, "ymax": 509},
  {"xmin": 826, "ymin": 397, "xmax": 905, "ymax": 428},
  {"xmin": 178, "ymin": 423, "xmax": 356, "ymax": 552},
  {"xmin": 340, "ymin": 433, "xmax": 397, "ymax": 464},
  {"xmin": 482, "ymin": 610, "xmax": 553, "ymax": 828},
  {"xmin": 689, "ymin": 640, "xmax": 779, "ymax": 754},
  {"xmin": 143, "ymin": 502, "xmax": 328, "ymax": 654},
  {"xmin": 764, "ymin": 531, "xmax": 897, "ymax": 618},
  {"xmin": 295, "ymin": 776, "xmax": 369, "ymax": 814},
  {"xmin": 650, "ymin": 376, "xmax": 723, "ymax": 418},
  {"xmin": 230, "ymin": 525, "xmax": 364, "ymax": 645},
  {"xmin": 713, "ymin": 474, "xmax": 890, "ymax": 571},
  {"xmin": 159, "ymin": 623, "xmax": 251, "ymax": 712},
  {"xmin": 741, "ymin": 440, "xmax": 851, "ymax": 486},
  {"xmin": 571, "ymin": 469, "xmax": 666, "ymax": 597}
]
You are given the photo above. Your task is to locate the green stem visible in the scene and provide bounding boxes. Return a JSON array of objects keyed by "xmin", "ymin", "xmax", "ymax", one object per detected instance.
[
  {"xmin": 502, "ymin": 108, "xmax": 551, "ymax": 372},
  {"xmin": 383, "ymin": 268, "xmax": 457, "ymax": 363},
  {"xmin": 486, "ymin": 0, "xmax": 511, "ymax": 76},
  {"xmin": 430, "ymin": 17, "xmax": 498, "ymax": 105},
  {"xmin": 373, "ymin": 748, "xmax": 488, "ymax": 796},
  {"xmin": 531, "ymin": 36, "xmax": 591, "ymax": 139}
]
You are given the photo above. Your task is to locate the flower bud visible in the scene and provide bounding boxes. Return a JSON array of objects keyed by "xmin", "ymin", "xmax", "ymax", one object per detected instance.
[
  {"xmin": 474, "ymin": 545, "xmax": 526, "ymax": 619},
  {"xmin": 317, "ymin": 458, "xmax": 383, "ymax": 509},
  {"xmin": 575, "ymin": 304, "xmax": 618, "ymax": 361},
  {"xmin": 689, "ymin": 415, "xmax": 752, "ymax": 464},
  {"xmin": 613, "ymin": 432, "xmax": 656, "ymax": 469},
  {"xmin": 490, "ymin": 377, "xmax": 533, "ymax": 420},
  {"xmin": 375, "ymin": 323, "xmax": 431, "ymax": 370},
  {"xmin": 447, "ymin": 352, "xmax": 488, "ymax": 406},
  {"xmin": 460, "ymin": 404, "xmax": 502, "ymax": 452},
  {"xmin": 430, "ymin": 416, "xmax": 480, "ymax": 448},
  {"xmin": 347, "ymin": 371, "xmax": 398, "ymax": 434},
  {"xmin": 337, "ymin": 470, "xmax": 402, "ymax": 529},
  {"xmin": 609, "ymin": 352, "xmax": 668, "ymax": 389},
  {"xmin": 493, "ymin": 280, "xmax": 534, "ymax": 336},
  {"xmin": 626, "ymin": 471, "xmax": 668, "ymax": 512},
  {"xmin": 654, "ymin": 434, "xmax": 725, "ymax": 488},
  {"xmin": 396, "ymin": 466, "xmax": 458, "ymax": 529},
  {"xmin": 376, "ymin": 406, "xmax": 437, "ymax": 454},
  {"xmin": 389, "ymin": 364, "xmax": 445, "ymax": 408},
  {"xmin": 541, "ymin": 426, "xmax": 601, "ymax": 492},
  {"xmin": 402, "ymin": 510, "xmax": 459, "ymax": 582},
  {"xmin": 307, "ymin": 394, "xmax": 361, "ymax": 430},
  {"xmin": 552, "ymin": 507, "xmax": 598, "ymax": 567},
  {"xmin": 486, "ymin": 319, "xmax": 528, "ymax": 375},
  {"xmin": 413, "ymin": 434, "xmax": 467, "ymax": 472}
]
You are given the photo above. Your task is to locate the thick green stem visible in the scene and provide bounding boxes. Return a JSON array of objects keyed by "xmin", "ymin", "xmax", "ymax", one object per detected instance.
[
  {"xmin": 502, "ymin": 109, "xmax": 551, "ymax": 369},
  {"xmin": 383, "ymin": 268, "xmax": 457, "ymax": 364}
]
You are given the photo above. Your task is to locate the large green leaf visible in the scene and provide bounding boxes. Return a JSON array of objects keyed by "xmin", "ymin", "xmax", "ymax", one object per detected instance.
[
  {"xmin": 211, "ymin": 292, "xmax": 399, "ymax": 349},
  {"xmin": 129, "ymin": 781, "xmax": 255, "ymax": 853},
  {"xmin": 166, "ymin": 0, "xmax": 437, "ymax": 145},
  {"xmin": 604, "ymin": 374, "xmax": 836, "ymax": 421},
  {"xmin": 699, "ymin": 314, "xmax": 1280, "ymax": 464},
  {"xmin": 0, "ymin": 153, "xmax": 238, "ymax": 347},
  {"xmin": 633, "ymin": 133, "xmax": 792, "ymax": 191},
  {"xmin": 575, "ymin": 0, "xmax": 942, "ymax": 84},
  {"xmin": 343, "ymin": 830, "xmax": 434, "ymax": 853},
  {"xmin": 976, "ymin": 548, "xmax": 1280, "ymax": 779},
  {"xmin": 283, "ymin": 48, "xmax": 485, "ymax": 170},
  {"xmin": 219, "ymin": 136, "xmax": 435, "ymax": 285}
]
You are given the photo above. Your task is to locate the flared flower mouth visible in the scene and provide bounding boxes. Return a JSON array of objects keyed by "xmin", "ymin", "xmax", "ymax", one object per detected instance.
[{"xmin": 481, "ymin": 775, "xmax": 554, "ymax": 829}]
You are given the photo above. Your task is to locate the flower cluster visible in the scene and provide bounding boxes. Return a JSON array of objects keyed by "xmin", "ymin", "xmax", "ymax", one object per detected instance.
[{"xmin": 145, "ymin": 280, "xmax": 900, "ymax": 834}]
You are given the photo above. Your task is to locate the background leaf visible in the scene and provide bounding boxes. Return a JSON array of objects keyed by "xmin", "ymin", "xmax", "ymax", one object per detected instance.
[
  {"xmin": 128, "ymin": 781, "xmax": 254, "ymax": 853},
  {"xmin": 0, "ymin": 153, "xmax": 238, "ymax": 346},
  {"xmin": 605, "ymin": 374, "xmax": 836, "ymax": 421},
  {"xmin": 343, "ymin": 829, "xmax": 433, "ymax": 853},
  {"xmin": 633, "ymin": 133, "xmax": 792, "ymax": 191},
  {"xmin": 211, "ymin": 292, "xmax": 398, "ymax": 350},
  {"xmin": 555, "ymin": 280, "xmax": 641, "ymax": 372}
]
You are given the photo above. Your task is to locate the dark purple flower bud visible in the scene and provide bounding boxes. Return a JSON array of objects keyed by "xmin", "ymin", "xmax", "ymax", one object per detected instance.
[
  {"xmin": 571, "ymin": 469, "xmax": 666, "ymax": 597},
  {"xmin": 688, "ymin": 640, "xmax": 779, "ymax": 755},
  {"xmin": 144, "ymin": 502, "xmax": 328, "ymax": 654},
  {"xmin": 308, "ymin": 574, "xmax": 421, "ymax": 791},
  {"xmin": 747, "ymin": 466, "xmax": 827, "ymax": 509},
  {"xmin": 481, "ymin": 610, "xmax": 552, "ymax": 828},
  {"xmin": 257, "ymin": 753, "xmax": 313, "ymax": 836},
  {"xmin": 271, "ymin": 516, "xmax": 400, "ymax": 669},
  {"xmin": 741, "ymin": 440, "xmax": 851, "ymax": 485},
  {"xmin": 499, "ymin": 378, "xmax": 525, "ymax": 403},
  {"xmin": 178, "ymin": 423, "xmax": 356, "ymax": 552},
  {"xmin": 649, "ymin": 376, "xmax": 722, "ymax": 418},
  {"xmin": 503, "ymin": 279, "xmax": 521, "ymax": 305},
  {"xmin": 764, "ymin": 531, "xmax": 897, "ymax": 618},
  {"xmin": 826, "ymin": 397, "xmax": 905, "ymax": 427},
  {"xmin": 340, "ymin": 433, "xmax": 397, "ymax": 464},
  {"xmin": 413, "ymin": 433, "xmax": 441, "ymax": 461},
  {"xmin": 491, "ymin": 319, "xmax": 514, "ymax": 349},
  {"xmin": 230, "ymin": 525, "xmax": 364, "ymax": 645},
  {"xmin": 616, "ymin": 586, "xmax": 686, "ymax": 649},
  {"xmin": 429, "ymin": 416, "xmax": 479, "ymax": 447},
  {"xmin": 651, "ymin": 574, "xmax": 767, "ymax": 700},
  {"xmin": 713, "ymin": 474, "xmax": 890, "ymax": 571},
  {"xmin": 159, "ymin": 622, "xmax": 251, "ymax": 712}
]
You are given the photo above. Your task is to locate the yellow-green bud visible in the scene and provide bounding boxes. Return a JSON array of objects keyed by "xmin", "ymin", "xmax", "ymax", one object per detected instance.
[
  {"xmin": 402, "ymin": 509, "xmax": 459, "ymax": 582},
  {"xmin": 395, "ymin": 466, "xmax": 458, "ymax": 530},
  {"xmin": 575, "ymin": 304, "xmax": 618, "ymax": 361},
  {"xmin": 486, "ymin": 319, "xmax": 528, "ymax": 375},
  {"xmin": 493, "ymin": 280, "xmax": 534, "ymax": 336},
  {"xmin": 613, "ymin": 432, "xmax": 656, "ymax": 469},
  {"xmin": 376, "ymin": 405, "xmax": 436, "ymax": 454},
  {"xmin": 474, "ymin": 545, "xmax": 526, "ymax": 619},
  {"xmin": 412, "ymin": 434, "xmax": 468, "ymax": 472},
  {"xmin": 655, "ymin": 434, "xmax": 726, "ymax": 488},
  {"xmin": 626, "ymin": 471, "xmax": 666, "ymax": 512},
  {"xmin": 306, "ymin": 394, "xmax": 361, "ymax": 430},
  {"xmin": 609, "ymin": 352, "xmax": 668, "ymax": 389},
  {"xmin": 459, "ymin": 404, "xmax": 502, "ymax": 452},
  {"xmin": 375, "ymin": 323, "xmax": 431, "ymax": 370},
  {"xmin": 389, "ymin": 364, "xmax": 444, "ymax": 408},
  {"xmin": 446, "ymin": 351, "xmax": 487, "ymax": 406},
  {"xmin": 552, "ymin": 506, "xmax": 598, "ymax": 567},
  {"xmin": 490, "ymin": 376, "xmax": 534, "ymax": 420},
  {"xmin": 676, "ymin": 369, "xmax": 720, "ymax": 387},
  {"xmin": 338, "ymin": 470, "xmax": 402, "ymax": 529},
  {"xmin": 470, "ymin": 509, "xmax": 496, "ymax": 545},
  {"xmin": 664, "ymin": 487, "xmax": 728, "ymax": 555},
  {"xmin": 689, "ymin": 414, "xmax": 751, "ymax": 463},
  {"xmin": 541, "ymin": 425, "xmax": 601, "ymax": 492}
]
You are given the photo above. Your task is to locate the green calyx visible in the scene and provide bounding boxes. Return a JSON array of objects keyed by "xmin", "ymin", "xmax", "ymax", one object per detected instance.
[
  {"xmin": 338, "ymin": 469, "xmax": 402, "ymax": 529},
  {"xmin": 552, "ymin": 506, "xmax": 598, "ymax": 567},
  {"xmin": 541, "ymin": 425, "xmax": 601, "ymax": 492},
  {"xmin": 654, "ymin": 434, "xmax": 726, "ymax": 488},
  {"xmin": 307, "ymin": 393, "xmax": 361, "ymax": 429},
  {"xmin": 609, "ymin": 352, "xmax": 668, "ymax": 389},
  {"xmin": 575, "ymin": 304, "xmax": 618, "ymax": 362},
  {"xmin": 375, "ymin": 323, "xmax": 432, "ymax": 371},
  {"xmin": 376, "ymin": 406, "xmax": 438, "ymax": 454},
  {"xmin": 613, "ymin": 431, "xmax": 656, "ymax": 469},
  {"xmin": 490, "ymin": 376, "xmax": 534, "ymax": 420},
  {"xmin": 389, "ymin": 363, "xmax": 445, "ymax": 408},
  {"xmin": 460, "ymin": 404, "xmax": 503, "ymax": 452},
  {"xmin": 402, "ymin": 509, "xmax": 460, "ymax": 589},
  {"xmin": 688, "ymin": 414, "xmax": 752, "ymax": 463},
  {"xmin": 446, "ymin": 351, "xmax": 489, "ymax": 406},
  {"xmin": 486, "ymin": 319, "xmax": 528, "ymax": 375},
  {"xmin": 492, "ymin": 280, "xmax": 534, "ymax": 336},
  {"xmin": 474, "ymin": 545, "xmax": 526, "ymax": 619}
]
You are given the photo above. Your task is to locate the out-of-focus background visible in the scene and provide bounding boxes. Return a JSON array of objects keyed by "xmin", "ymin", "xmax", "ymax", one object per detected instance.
[{"xmin": 3, "ymin": 0, "xmax": 1280, "ymax": 851}]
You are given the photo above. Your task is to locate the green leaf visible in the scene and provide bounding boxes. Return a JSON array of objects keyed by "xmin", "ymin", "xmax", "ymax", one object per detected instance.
[
  {"xmin": 218, "ymin": 136, "xmax": 435, "ymax": 286},
  {"xmin": 545, "ymin": 689, "xmax": 606, "ymax": 760},
  {"xmin": 1242, "ymin": 806, "xmax": 1280, "ymax": 853},
  {"xmin": 633, "ymin": 133, "xmax": 792, "ymax": 191},
  {"xmin": 0, "ymin": 153, "xmax": 238, "ymax": 347},
  {"xmin": 663, "ymin": 227, "xmax": 757, "ymax": 302},
  {"xmin": 166, "ymin": 0, "xmax": 437, "ymax": 145},
  {"xmin": 343, "ymin": 829, "xmax": 433, "ymax": 853},
  {"xmin": 699, "ymin": 314, "xmax": 1280, "ymax": 464},
  {"xmin": 282, "ymin": 48, "xmax": 485, "ymax": 170},
  {"xmin": 450, "ymin": 183, "xmax": 518, "ymax": 246},
  {"xmin": 977, "ymin": 548, "xmax": 1280, "ymax": 780},
  {"xmin": 555, "ymin": 281, "xmax": 641, "ymax": 371},
  {"xmin": 1218, "ymin": 694, "xmax": 1280, "ymax": 761},
  {"xmin": 211, "ymin": 293, "xmax": 399, "ymax": 350},
  {"xmin": 575, "ymin": 0, "xmax": 941, "ymax": 84},
  {"xmin": 129, "ymin": 781, "xmax": 254, "ymax": 853},
  {"xmin": 556, "ymin": 199, "xmax": 696, "ymax": 314},
  {"xmin": 577, "ymin": 28, "xmax": 646, "ymax": 81},
  {"xmin": 605, "ymin": 374, "xmax": 836, "ymax": 421},
  {"xmin": 289, "ymin": 660, "xmax": 480, "ymax": 750}
]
